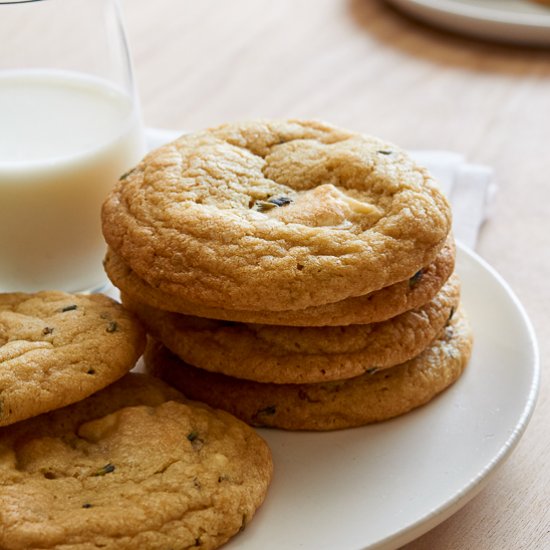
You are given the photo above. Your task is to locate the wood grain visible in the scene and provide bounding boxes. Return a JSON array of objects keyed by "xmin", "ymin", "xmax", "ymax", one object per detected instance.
[{"xmin": 119, "ymin": 0, "xmax": 550, "ymax": 547}]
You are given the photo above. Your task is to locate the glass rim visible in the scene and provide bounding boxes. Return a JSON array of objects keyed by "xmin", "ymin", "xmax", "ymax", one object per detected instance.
[
  {"xmin": 0, "ymin": 0, "xmax": 121, "ymax": 4},
  {"xmin": 0, "ymin": 0, "xmax": 48, "ymax": 4}
]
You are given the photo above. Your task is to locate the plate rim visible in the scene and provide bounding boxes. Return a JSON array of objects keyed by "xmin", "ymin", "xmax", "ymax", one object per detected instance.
[
  {"xmin": 222, "ymin": 243, "xmax": 541, "ymax": 550},
  {"xmin": 368, "ymin": 243, "xmax": 540, "ymax": 549},
  {"xmin": 387, "ymin": 0, "xmax": 550, "ymax": 27}
]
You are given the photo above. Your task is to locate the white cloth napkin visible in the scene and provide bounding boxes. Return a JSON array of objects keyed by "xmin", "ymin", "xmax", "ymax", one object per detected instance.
[
  {"xmin": 411, "ymin": 150, "xmax": 495, "ymax": 249},
  {"xmin": 145, "ymin": 129, "xmax": 495, "ymax": 250}
]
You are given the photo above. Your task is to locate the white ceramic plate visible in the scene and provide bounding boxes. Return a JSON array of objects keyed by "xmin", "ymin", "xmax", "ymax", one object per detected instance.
[
  {"xmin": 220, "ymin": 244, "xmax": 539, "ymax": 550},
  {"xmin": 385, "ymin": 0, "xmax": 550, "ymax": 46}
]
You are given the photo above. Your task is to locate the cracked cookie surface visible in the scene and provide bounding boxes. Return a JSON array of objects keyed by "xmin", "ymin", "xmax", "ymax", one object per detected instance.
[
  {"xmin": 0, "ymin": 374, "xmax": 272, "ymax": 550},
  {"xmin": 102, "ymin": 120, "xmax": 451, "ymax": 311},
  {"xmin": 125, "ymin": 275, "xmax": 460, "ymax": 384},
  {"xmin": 145, "ymin": 310, "xmax": 472, "ymax": 431},
  {"xmin": 0, "ymin": 291, "xmax": 144, "ymax": 426}
]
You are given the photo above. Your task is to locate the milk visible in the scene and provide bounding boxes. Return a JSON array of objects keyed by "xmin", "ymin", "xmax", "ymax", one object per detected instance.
[{"xmin": 0, "ymin": 70, "xmax": 145, "ymax": 292}]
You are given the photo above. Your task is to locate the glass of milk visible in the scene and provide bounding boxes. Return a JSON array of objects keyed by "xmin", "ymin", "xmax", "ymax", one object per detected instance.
[{"xmin": 0, "ymin": 0, "xmax": 146, "ymax": 293}]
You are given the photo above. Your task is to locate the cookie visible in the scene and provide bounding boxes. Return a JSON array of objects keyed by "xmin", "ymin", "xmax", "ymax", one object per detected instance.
[
  {"xmin": 145, "ymin": 309, "xmax": 472, "ymax": 430},
  {"xmin": 102, "ymin": 119, "xmax": 451, "ymax": 312},
  {"xmin": 105, "ymin": 235, "xmax": 455, "ymax": 326},
  {"xmin": 0, "ymin": 373, "xmax": 273, "ymax": 550},
  {"xmin": 125, "ymin": 275, "xmax": 460, "ymax": 384},
  {"xmin": 0, "ymin": 291, "xmax": 144, "ymax": 426}
]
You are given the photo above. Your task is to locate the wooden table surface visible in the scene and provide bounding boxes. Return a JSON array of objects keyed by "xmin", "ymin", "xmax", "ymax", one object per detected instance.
[{"xmin": 121, "ymin": 1, "xmax": 549, "ymax": 548}]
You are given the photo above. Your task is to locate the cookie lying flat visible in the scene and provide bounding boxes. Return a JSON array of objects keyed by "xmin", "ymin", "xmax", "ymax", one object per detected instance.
[
  {"xmin": 0, "ymin": 291, "xmax": 145, "ymax": 427},
  {"xmin": 145, "ymin": 309, "xmax": 472, "ymax": 431},
  {"xmin": 106, "ymin": 236, "xmax": 455, "ymax": 326},
  {"xmin": 102, "ymin": 119, "xmax": 451, "ymax": 312},
  {"xmin": 125, "ymin": 275, "xmax": 460, "ymax": 384},
  {"xmin": 0, "ymin": 373, "xmax": 273, "ymax": 550}
]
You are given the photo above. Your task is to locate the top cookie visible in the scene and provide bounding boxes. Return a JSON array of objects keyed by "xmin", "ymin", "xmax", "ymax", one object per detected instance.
[
  {"xmin": 0, "ymin": 291, "xmax": 144, "ymax": 426},
  {"xmin": 102, "ymin": 120, "xmax": 451, "ymax": 311}
]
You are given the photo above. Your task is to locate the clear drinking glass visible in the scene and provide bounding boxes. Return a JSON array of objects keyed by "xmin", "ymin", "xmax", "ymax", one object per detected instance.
[{"xmin": 0, "ymin": 0, "xmax": 145, "ymax": 292}]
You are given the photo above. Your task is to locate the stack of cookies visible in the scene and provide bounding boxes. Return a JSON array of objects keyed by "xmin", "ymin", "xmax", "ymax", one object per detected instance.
[
  {"xmin": 0, "ymin": 292, "xmax": 272, "ymax": 549},
  {"xmin": 102, "ymin": 119, "xmax": 473, "ymax": 431}
]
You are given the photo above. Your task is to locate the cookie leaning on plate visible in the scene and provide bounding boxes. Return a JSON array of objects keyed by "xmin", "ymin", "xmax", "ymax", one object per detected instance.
[
  {"xmin": 102, "ymin": 119, "xmax": 451, "ymax": 312},
  {"xmin": 0, "ymin": 291, "xmax": 144, "ymax": 426},
  {"xmin": 0, "ymin": 373, "xmax": 273, "ymax": 550},
  {"xmin": 145, "ymin": 309, "xmax": 472, "ymax": 431},
  {"xmin": 124, "ymin": 274, "xmax": 460, "ymax": 384},
  {"xmin": 105, "ymin": 235, "xmax": 455, "ymax": 326}
]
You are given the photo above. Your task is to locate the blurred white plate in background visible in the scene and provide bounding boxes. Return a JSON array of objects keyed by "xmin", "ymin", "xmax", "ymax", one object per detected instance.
[{"xmin": 386, "ymin": 0, "xmax": 550, "ymax": 46}]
